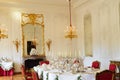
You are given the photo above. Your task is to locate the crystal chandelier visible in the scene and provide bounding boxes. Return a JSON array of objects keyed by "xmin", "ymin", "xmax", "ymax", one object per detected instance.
[{"xmin": 65, "ymin": 0, "xmax": 78, "ymax": 39}]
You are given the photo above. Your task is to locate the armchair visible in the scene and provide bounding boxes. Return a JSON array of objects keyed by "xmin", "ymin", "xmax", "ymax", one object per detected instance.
[
  {"xmin": 96, "ymin": 70, "xmax": 115, "ymax": 80},
  {"xmin": 21, "ymin": 65, "xmax": 32, "ymax": 80},
  {"xmin": 31, "ymin": 70, "xmax": 39, "ymax": 80}
]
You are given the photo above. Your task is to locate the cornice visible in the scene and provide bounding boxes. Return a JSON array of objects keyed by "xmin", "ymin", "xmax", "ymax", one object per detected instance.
[
  {"xmin": 73, "ymin": 0, "xmax": 91, "ymax": 8},
  {"xmin": 0, "ymin": 0, "xmax": 68, "ymax": 8}
]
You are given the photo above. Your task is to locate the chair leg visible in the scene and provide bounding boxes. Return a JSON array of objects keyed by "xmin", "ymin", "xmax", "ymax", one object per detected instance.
[{"xmin": 115, "ymin": 73, "xmax": 120, "ymax": 80}]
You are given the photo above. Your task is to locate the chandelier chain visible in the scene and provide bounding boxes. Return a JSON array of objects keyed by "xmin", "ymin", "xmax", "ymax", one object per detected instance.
[{"xmin": 69, "ymin": 0, "xmax": 72, "ymax": 27}]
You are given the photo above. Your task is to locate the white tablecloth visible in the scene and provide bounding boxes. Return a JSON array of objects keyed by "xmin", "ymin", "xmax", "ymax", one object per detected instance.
[
  {"xmin": 48, "ymin": 72, "xmax": 95, "ymax": 80},
  {"xmin": 33, "ymin": 65, "xmax": 100, "ymax": 80},
  {"xmin": 1, "ymin": 61, "xmax": 13, "ymax": 71}
]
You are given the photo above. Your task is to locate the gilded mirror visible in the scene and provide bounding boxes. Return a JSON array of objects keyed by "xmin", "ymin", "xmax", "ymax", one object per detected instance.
[{"xmin": 21, "ymin": 13, "xmax": 45, "ymax": 57}]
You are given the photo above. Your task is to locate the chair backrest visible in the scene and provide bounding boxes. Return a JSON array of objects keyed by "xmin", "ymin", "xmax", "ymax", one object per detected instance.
[
  {"xmin": 96, "ymin": 70, "xmax": 115, "ymax": 80},
  {"xmin": 31, "ymin": 71, "xmax": 39, "ymax": 80},
  {"xmin": 92, "ymin": 60, "xmax": 100, "ymax": 69},
  {"xmin": 39, "ymin": 61, "xmax": 49, "ymax": 66},
  {"xmin": 109, "ymin": 63, "xmax": 116, "ymax": 72}
]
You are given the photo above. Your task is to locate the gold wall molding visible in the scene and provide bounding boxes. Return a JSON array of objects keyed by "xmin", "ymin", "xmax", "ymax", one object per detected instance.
[
  {"xmin": 21, "ymin": 13, "xmax": 45, "ymax": 57},
  {"xmin": 21, "ymin": 13, "xmax": 44, "ymax": 26},
  {"xmin": 13, "ymin": 39, "xmax": 20, "ymax": 52}
]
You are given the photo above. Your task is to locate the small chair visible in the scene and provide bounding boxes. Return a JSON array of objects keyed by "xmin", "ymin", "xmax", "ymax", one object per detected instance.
[
  {"xmin": 109, "ymin": 63, "xmax": 119, "ymax": 80},
  {"xmin": 92, "ymin": 60, "xmax": 100, "ymax": 69},
  {"xmin": 39, "ymin": 61, "xmax": 49, "ymax": 66},
  {"xmin": 21, "ymin": 65, "xmax": 32, "ymax": 80},
  {"xmin": 96, "ymin": 70, "xmax": 115, "ymax": 80},
  {"xmin": 31, "ymin": 71, "xmax": 39, "ymax": 80},
  {"xmin": 6, "ymin": 68, "xmax": 14, "ymax": 76},
  {"xmin": 0, "ymin": 67, "xmax": 14, "ymax": 76},
  {"xmin": 109, "ymin": 63, "xmax": 116, "ymax": 72},
  {"xmin": 0, "ymin": 67, "xmax": 6, "ymax": 76}
]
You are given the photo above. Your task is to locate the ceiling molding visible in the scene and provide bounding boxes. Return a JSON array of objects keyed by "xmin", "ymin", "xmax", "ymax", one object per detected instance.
[
  {"xmin": 73, "ymin": 0, "xmax": 91, "ymax": 8},
  {"xmin": 0, "ymin": 1, "xmax": 69, "ymax": 14},
  {"xmin": 0, "ymin": 0, "xmax": 92, "ymax": 9},
  {"xmin": 0, "ymin": 0, "xmax": 68, "ymax": 7}
]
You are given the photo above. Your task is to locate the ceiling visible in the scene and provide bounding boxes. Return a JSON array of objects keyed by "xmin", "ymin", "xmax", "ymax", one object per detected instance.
[{"xmin": 0, "ymin": 0, "xmax": 90, "ymax": 7}]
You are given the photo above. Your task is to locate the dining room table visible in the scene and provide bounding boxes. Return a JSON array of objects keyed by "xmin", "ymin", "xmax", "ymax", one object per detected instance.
[{"xmin": 33, "ymin": 64, "xmax": 101, "ymax": 80}]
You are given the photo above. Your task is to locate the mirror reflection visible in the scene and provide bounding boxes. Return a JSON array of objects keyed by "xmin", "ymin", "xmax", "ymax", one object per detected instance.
[{"xmin": 21, "ymin": 13, "xmax": 45, "ymax": 57}]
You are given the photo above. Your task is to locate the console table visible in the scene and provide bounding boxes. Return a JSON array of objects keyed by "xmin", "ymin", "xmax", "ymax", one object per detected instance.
[{"xmin": 110, "ymin": 60, "xmax": 120, "ymax": 79}]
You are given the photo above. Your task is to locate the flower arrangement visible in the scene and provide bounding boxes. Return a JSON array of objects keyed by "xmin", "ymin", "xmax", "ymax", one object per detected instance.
[
  {"xmin": 55, "ymin": 75, "xmax": 59, "ymax": 80},
  {"xmin": 46, "ymin": 73, "xmax": 49, "ymax": 80},
  {"xmin": 40, "ymin": 71, "xmax": 43, "ymax": 80},
  {"xmin": 77, "ymin": 75, "xmax": 82, "ymax": 80}
]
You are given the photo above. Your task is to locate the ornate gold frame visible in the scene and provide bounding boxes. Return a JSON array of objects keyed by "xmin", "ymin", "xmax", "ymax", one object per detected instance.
[{"xmin": 21, "ymin": 13, "xmax": 45, "ymax": 57}]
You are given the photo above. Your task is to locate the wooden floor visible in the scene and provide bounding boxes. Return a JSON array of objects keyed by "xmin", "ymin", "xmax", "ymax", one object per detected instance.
[{"xmin": 0, "ymin": 74, "xmax": 24, "ymax": 80}]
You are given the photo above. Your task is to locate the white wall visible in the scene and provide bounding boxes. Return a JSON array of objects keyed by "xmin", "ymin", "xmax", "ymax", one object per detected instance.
[
  {"xmin": 0, "ymin": 0, "xmax": 120, "ymax": 72},
  {"xmin": 0, "ymin": 5, "xmax": 69, "ymax": 72},
  {"xmin": 75, "ymin": 0, "xmax": 120, "ymax": 69}
]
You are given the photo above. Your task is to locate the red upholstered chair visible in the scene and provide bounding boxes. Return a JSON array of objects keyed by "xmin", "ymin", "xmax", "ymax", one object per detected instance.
[
  {"xmin": 109, "ymin": 63, "xmax": 116, "ymax": 72},
  {"xmin": 0, "ymin": 67, "xmax": 6, "ymax": 76},
  {"xmin": 39, "ymin": 61, "xmax": 49, "ymax": 66},
  {"xmin": 31, "ymin": 71, "xmax": 39, "ymax": 80},
  {"xmin": 96, "ymin": 70, "xmax": 115, "ymax": 80},
  {"xmin": 92, "ymin": 60, "xmax": 100, "ymax": 69},
  {"xmin": 109, "ymin": 63, "xmax": 118, "ymax": 80},
  {"xmin": 0, "ymin": 67, "xmax": 14, "ymax": 76},
  {"xmin": 21, "ymin": 65, "xmax": 32, "ymax": 80},
  {"xmin": 6, "ymin": 68, "xmax": 14, "ymax": 76}
]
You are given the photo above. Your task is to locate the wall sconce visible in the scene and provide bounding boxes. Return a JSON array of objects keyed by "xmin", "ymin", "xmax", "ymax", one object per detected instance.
[
  {"xmin": 13, "ymin": 39, "xmax": 20, "ymax": 52},
  {"xmin": 46, "ymin": 39, "xmax": 52, "ymax": 51},
  {"xmin": 0, "ymin": 24, "xmax": 8, "ymax": 39}
]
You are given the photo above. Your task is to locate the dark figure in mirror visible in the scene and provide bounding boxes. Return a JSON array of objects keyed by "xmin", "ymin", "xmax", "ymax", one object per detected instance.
[{"xmin": 27, "ymin": 41, "xmax": 36, "ymax": 55}]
